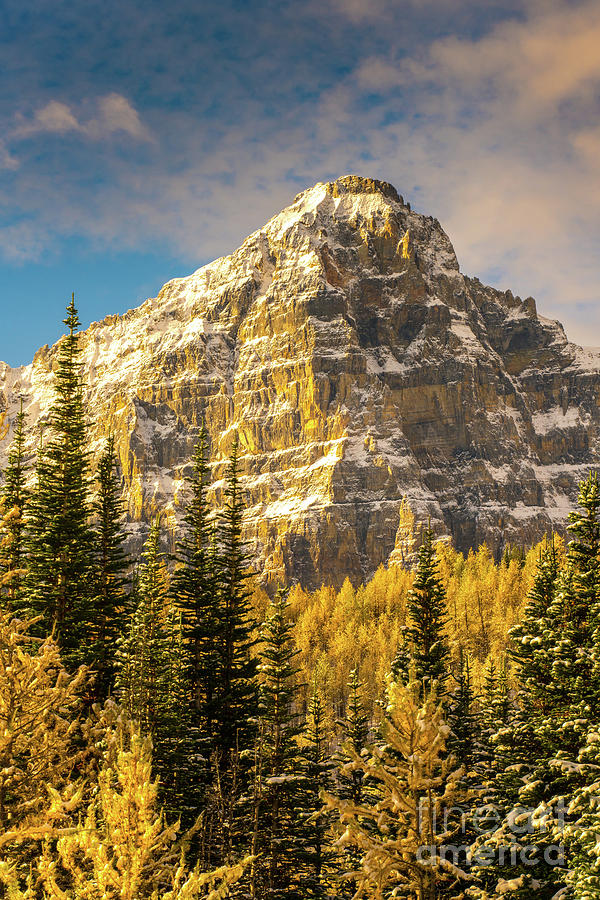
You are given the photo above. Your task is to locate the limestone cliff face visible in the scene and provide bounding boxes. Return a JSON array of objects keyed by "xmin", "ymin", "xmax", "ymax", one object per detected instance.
[{"xmin": 1, "ymin": 175, "xmax": 600, "ymax": 589}]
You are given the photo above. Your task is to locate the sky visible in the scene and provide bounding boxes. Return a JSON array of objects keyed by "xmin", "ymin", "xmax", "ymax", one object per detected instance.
[{"xmin": 1, "ymin": 0, "xmax": 599, "ymax": 364}]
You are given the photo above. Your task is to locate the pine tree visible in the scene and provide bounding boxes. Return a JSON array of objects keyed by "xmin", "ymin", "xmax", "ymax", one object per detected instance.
[
  {"xmin": 448, "ymin": 652, "xmax": 480, "ymax": 772},
  {"xmin": 0, "ymin": 402, "xmax": 29, "ymax": 607},
  {"xmin": 250, "ymin": 589, "xmax": 305, "ymax": 900},
  {"xmin": 90, "ymin": 434, "xmax": 129, "ymax": 699},
  {"xmin": 117, "ymin": 518, "xmax": 168, "ymax": 735},
  {"xmin": 117, "ymin": 518, "xmax": 194, "ymax": 821},
  {"xmin": 406, "ymin": 525, "xmax": 451, "ymax": 697},
  {"xmin": 508, "ymin": 538, "xmax": 559, "ymax": 716},
  {"xmin": 334, "ymin": 668, "xmax": 372, "ymax": 899},
  {"xmin": 171, "ymin": 429, "xmax": 219, "ymax": 754},
  {"xmin": 214, "ymin": 437, "xmax": 258, "ymax": 770},
  {"xmin": 199, "ymin": 438, "xmax": 258, "ymax": 867},
  {"xmin": 336, "ymin": 668, "xmax": 370, "ymax": 805},
  {"xmin": 298, "ymin": 680, "xmax": 337, "ymax": 899},
  {"xmin": 565, "ymin": 729, "xmax": 600, "ymax": 898},
  {"xmin": 470, "ymin": 478, "xmax": 600, "ymax": 898},
  {"xmin": 24, "ymin": 296, "xmax": 94, "ymax": 664}
]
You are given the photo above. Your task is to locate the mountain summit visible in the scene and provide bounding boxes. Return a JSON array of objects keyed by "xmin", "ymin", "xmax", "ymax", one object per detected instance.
[{"xmin": 2, "ymin": 175, "xmax": 600, "ymax": 587}]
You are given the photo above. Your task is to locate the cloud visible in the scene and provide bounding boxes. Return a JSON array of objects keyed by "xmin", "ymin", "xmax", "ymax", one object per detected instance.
[
  {"xmin": 0, "ymin": 141, "xmax": 18, "ymax": 170},
  {"xmin": 14, "ymin": 100, "xmax": 81, "ymax": 138},
  {"xmin": 88, "ymin": 93, "xmax": 152, "ymax": 141},
  {"xmin": 1, "ymin": 0, "xmax": 599, "ymax": 346},
  {"xmin": 420, "ymin": 1, "xmax": 600, "ymax": 115},
  {"xmin": 327, "ymin": 0, "xmax": 600, "ymax": 344},
  {"xmin": 11, "ymin": 94, "xmax": 151, "ymax": 143}
]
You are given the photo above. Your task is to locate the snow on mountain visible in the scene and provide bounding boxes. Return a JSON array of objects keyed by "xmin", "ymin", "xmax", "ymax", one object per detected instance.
[{"xmin": 1, "ymin": 175, "xmax": 599, "ymax": 588}]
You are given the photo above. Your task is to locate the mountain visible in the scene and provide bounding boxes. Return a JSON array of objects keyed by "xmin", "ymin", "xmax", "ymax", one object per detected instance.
[{"xmin": 1, "ymin": 175, "xmax": 600, "ymax": 589}]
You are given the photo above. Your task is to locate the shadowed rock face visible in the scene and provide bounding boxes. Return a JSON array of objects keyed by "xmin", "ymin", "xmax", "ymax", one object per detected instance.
[{"xmin": 1, "ymin": 175, "xmax": 600, "ymax": 589}]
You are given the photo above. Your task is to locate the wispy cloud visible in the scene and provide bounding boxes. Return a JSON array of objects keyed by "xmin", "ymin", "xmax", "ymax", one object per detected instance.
[
  {"xmin": 12, "ymin": 93, "xmax": 152, "ymax": 143},
  {"xmin": 0, "ymin": 0, "xmax": 599, "ymax": 348}
]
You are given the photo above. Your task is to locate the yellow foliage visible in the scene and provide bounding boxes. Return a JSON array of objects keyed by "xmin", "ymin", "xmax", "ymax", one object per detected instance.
[
  {"xmin": 253, "ymin": 536, "xmax": 559, "ymax": 719},
  {"xmin": 0, "ymin": 613, "xmax": 89, "ymax": 854},
  {"xmin": 323, "ymin": 676, "xmax": 468, "ymax": 899},
  {"xmin": 35, "ymin": 719, "xmax": 250, "ymax": 900}
]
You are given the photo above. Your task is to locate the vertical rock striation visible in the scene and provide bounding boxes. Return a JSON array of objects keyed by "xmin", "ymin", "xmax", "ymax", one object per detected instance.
[{"xmin": 1, "ymin": 175, "xmax": 599, "ymax": 588}]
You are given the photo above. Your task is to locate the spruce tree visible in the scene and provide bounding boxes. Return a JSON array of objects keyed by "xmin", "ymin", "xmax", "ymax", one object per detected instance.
[
  {"xmin": 214, "ymin": 437, "xmax": 258, "ymax": 770},
  {"xmin": 509, "ymin": 539, "xmax": 559, "ymax": 715},
  {"xmin": 24, "ymin": 296, "xmax": 94, "ymax": 664},
  {"xmin": 117, "ymin": 518, "xmax": 168, "ymax": 736},
  {"xmin": 448, "ymin": 652, "xmax": 480, "ymax": 772},
  {"xmin": 565, "ymin": 730, "xmax": 600, "ymax": 898},
  {"xmin": 405, "ymin": 524, "xmax": 451, "ymax": 696},
  {"xmin": 336, "ymin": 668, "xmax": 369, "ymax": 805},
  {"xmin": 117, "ymin": 518, "xmax": 195, "ymax": 821},
  {"xmin": 298, "ymin": 680, "xmax": 337, "ymax": 899},
  {"xmin": 250, "ymin": 589, "xmax": 305, "ymax": 900},
  {"xmin": 0, "ymin": 401, "xmax": 29, "ymax": 607},
  {"xmin": 334, "ymin": 668, "xmax": 371, "ymax": 899},
  {"xmin": 90, "ymin": 434, "xmax": 129, "ymax": 699},
  {"xmin": 471, "ymin": 478, "xmax": 600, "ymax": 898},
  {"xmin": 171, "ymin": 429, "xmax": 220, "ymax": 748}
]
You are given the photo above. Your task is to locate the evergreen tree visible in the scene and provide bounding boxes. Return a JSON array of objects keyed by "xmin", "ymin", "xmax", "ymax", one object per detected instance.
[
  {"xmin": 0, "ymin": 402, "xmax": 29, "ymax": 607},
  {"xmin": 405, "ymin": 525, "xmax": 451, "ymax": 696},
  {"xmin": 171, "ymin": 429, "xmax": 219, "ymax": 750},
  {"xmin": 448, "ymin": 652, "xmax": 480, "ymax": 772},
  {"xmin": 334, "ymin": 668, "xmax": 374, "ymax": 900},
  {"xmin": 508, "ymin": 538, "xmax": 559, "ymax": 716},
  {"xmin": 299, "ymin": 680, "xmax": 337, "ymax": 899},
  {"xmin": 117, "ymin": 518, "xmax": 168, "ymax": 736},
  {"xmin": 336, "ymin": 668, "xmax": 369, "ymax": 805},
  {"xmin": 554, "ymin": 472, "xmax": 600, "ymax": 717},
  {"xmin": 90, "ymin": 434, "xmax": 129, "ymax": 699},
  {"xmin": 24, "ymin": 296, "xmax": 94, "ymax": 664},
  {"xmin": 565, "ymin": 730, "xmax": 600, "ymax": 898},
  {"xmin": 117, "ymin": 518, "xmax": 195, "ymax": 821},
  {"xmin": 250, "ymin": 589, "xmax": 305, "ymax": 900},
  {"xmin": 214, "ymin": 437, "xmax": 258, "ymax": 770},
  {"xmin": 470, "ymin": 478, "xmax": 600, "ymax": 898}
]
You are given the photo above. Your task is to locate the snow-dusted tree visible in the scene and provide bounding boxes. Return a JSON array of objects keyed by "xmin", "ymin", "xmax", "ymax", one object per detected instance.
[
  {"xmin": 250, "ymin": 588, "xmax": 305, "ymax": 899},
  {"xmin": 324, "ymin": 673, "xmax": 469, "ymax": 900},
  {"xmin": 469, "ymin": 478, "xmax": 600, "ymax": 899},
  {"xmin": 508, "ymin": 538, "xmax": 559, "ymax": 715},
  {"xmin": 564, "ymin": 729, "xmax": 600, "ymax": 898}
]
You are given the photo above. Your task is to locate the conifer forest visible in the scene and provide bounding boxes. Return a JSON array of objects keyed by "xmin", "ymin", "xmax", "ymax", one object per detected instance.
[{"xmin": 4, "ymin": 298, "xmax": 600, "ymax": 900}]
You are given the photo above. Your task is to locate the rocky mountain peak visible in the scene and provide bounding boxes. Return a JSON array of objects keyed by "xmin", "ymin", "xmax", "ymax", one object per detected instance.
[{"xmin": 1, "ymin": 177, "xmax": 599, "ymax": 589}]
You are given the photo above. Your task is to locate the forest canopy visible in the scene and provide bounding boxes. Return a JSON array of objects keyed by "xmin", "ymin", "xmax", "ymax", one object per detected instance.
[{"xmin": 1, "ymin": 298, "xmax": 599, "ymax": 899}]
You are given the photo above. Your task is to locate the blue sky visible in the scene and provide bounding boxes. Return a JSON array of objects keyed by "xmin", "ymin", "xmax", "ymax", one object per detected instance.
[{"xmin": 1, "ymin": 0, "xmax": 599, "ymax": 364}]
